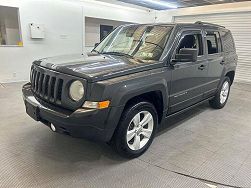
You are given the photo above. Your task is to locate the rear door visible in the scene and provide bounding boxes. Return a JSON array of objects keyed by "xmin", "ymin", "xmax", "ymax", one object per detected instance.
[
  {"xmin": 204, "ymin": 30, "xmax": 224, "ymax": 98},
  {"xmin": 169, "ymin": 30, "xmax": 209, "ymax": 114}
]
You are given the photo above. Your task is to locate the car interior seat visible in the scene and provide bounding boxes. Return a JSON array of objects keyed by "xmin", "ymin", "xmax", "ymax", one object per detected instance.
[{"xmin": 207, "ymin": 40, "xmax": 217, "ymax": 54}]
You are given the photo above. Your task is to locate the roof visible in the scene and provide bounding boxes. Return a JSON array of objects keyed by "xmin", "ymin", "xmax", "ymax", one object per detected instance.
[{"xmin": 122, "ymin": 22, "xmax": 229, "ymax": 32}]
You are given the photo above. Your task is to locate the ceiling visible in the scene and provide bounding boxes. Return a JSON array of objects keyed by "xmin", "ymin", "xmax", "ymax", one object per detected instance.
[{"xmin": 98, "ymin": 0, "xmax": 251, "ymax": 10}]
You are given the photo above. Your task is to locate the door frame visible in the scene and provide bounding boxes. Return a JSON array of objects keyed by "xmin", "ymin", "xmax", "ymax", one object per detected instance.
[
  {"xmin": 203, "ymin": 29, "xmax": 225, "ymax": 97},
  {"xmin": 168, "ymin": 29, "xmax": 208, "ymax": 113}
]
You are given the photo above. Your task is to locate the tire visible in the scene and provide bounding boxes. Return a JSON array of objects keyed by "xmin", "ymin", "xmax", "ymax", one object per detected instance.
[
  {"xmin": 112, "ymin": 101, "xmax": 158, "ymax": 158},
  {"xmin": 209, "ymin": 76, "xmax": 231, "ymax": 109}
]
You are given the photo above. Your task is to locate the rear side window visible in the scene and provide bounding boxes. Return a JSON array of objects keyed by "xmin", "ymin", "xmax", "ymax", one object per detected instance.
[{"xmin": 206, "ymin": 32, "xmax": 221, "ymax": 54}]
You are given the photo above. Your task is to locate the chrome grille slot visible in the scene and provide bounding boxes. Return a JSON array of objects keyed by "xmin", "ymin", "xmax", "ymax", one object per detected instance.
[
  {"xmin": 50, "ymin": 77, "xmax": 56, "ymax": 101},
  {"xmin": 57, "ymin": 79, "xmax": 63, "ymax": 101},
  {"xmin": 38, "ymin": 73, "xmax": 44, "ymax": 94},
  {"xmin": 30, "ymin": 67, "xmax": 64, "ymax": 105},
  {"xmin": 44, "ymin": 75, "xmax": 50, "ymax": 98},
  {"xmin": 36, "ymin": 72, "xmax": 40, "ymax": 92}
]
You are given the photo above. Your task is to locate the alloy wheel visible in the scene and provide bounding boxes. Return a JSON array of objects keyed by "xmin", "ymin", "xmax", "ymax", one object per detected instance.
[
  {"xmin": 220, "ymin": 81, "xmax": 230, "ymax": 104},
  {"xmin": 126, "ymin": 111, "xmax": 154, "ymax": 151}
]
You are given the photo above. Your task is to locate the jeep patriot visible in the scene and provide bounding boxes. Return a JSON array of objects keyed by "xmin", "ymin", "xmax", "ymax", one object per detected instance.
[{"xmin": 23, "ymin": 22, "xmax": 237, "ymax": 158}]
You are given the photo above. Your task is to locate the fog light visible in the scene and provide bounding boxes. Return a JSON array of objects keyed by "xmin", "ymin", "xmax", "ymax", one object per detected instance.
[{"xmin": 50, "ymin": 124, "xmax": 56, "ymax": 132}]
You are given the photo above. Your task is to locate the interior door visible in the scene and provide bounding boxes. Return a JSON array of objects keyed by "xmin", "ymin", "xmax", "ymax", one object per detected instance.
[
  {"xmin": 169, "ymin": 30, "xmax": 208, "ymax": 114},
  {"xmin": 100, "ymin": 25, "xmax": 113, "ymax": 41}
]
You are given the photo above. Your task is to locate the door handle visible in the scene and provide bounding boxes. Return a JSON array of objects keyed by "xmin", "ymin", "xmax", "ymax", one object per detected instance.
[
  {"xmin": 220, "ymin": 60, "xmax": 225, "ymax": 65},
  {"xmin": 198, "ymin": 65, "xmax": 206, "ymax": 70}
]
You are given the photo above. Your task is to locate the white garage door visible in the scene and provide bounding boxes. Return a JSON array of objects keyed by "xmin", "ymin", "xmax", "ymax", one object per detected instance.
[{"xmin": 174, "ymin": 12, "xmax": 251, "ymax": 83}]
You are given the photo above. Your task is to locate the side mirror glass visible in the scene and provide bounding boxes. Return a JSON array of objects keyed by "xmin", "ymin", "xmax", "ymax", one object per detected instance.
[{"xmin": 172, "ymin": 48, "xmax": 198, "ymax": 63}]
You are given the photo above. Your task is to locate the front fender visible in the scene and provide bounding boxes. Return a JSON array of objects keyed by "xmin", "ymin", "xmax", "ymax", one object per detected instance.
[
  {"xmin": 114, "ymin": 78, "xmax": 168, "ymax": 110},
  {"xmin": 88, "ymin": 68, "xmax": 170, "ymax": 141},
  {"xmin": 103, "ymin": 76, "xmax": 169, "ymax": 141}
]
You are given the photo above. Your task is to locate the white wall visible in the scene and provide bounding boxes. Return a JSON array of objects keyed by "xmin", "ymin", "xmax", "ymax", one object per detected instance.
[
  {"xmin": 81, "ymin": 0, "xmax": 155, "ymax": 24},
  {"xmin": 155, "ymin": 1, "xmax": 251, "ymax": 22},
  {"xmin": 0, "ymin": 0, "xmax": 155, "ymax": 83},
  {"xmin": 154, "ymin": 11, "xmax": 173, "ymax": 23},
  {"xmin": 0, "ymin": 0, "xmax": 83, "ymax": 83}
]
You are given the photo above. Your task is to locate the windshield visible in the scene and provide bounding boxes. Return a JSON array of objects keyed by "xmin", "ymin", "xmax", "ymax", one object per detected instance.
[{"xmin": 94, "ymin": 25, "xmax": 173, "ymax": 61}]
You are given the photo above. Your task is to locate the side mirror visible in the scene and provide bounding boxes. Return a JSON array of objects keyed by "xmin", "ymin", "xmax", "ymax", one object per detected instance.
[
  {"xmin": 94, "ymin": 43, "xmax": 99, "ymax": 48},
  {"xmin": 172, "ymin": 48, "xmax": 198, "ymax": 64}
]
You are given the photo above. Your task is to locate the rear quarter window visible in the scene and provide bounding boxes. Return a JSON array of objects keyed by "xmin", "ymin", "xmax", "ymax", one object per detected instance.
[{"xmin": 221, "ymin": 30, "xmax": 235, "ymax": 53}]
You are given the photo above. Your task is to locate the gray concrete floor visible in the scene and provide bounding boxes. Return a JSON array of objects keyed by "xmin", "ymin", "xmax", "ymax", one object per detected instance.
[{"xmin": 0, "ymin": 82, "xmax": 251, "ymax": 188}]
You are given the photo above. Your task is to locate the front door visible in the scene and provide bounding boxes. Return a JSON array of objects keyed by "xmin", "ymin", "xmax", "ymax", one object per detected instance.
[{"xmin": 169, "ymin": 30, "xmax": 208, "ymax": 114}]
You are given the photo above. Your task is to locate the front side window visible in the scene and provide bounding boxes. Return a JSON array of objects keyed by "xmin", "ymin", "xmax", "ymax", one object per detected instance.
[
  {"xmin": 94, "ymin": 25, "xmax": 173, "ymax": 61},
  {"xmin": 177, "ymin": 34, "xmax": 203, "ymax": 56},
  {"xmin": 206, "ymin": 33, "xmax": 220, "ymax": 54}
]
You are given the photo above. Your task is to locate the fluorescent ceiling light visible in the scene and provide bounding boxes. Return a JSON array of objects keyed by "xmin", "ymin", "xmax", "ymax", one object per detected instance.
[{"xmin": 142, "ymin": 0, "xmax": 177, "ymax": 9}]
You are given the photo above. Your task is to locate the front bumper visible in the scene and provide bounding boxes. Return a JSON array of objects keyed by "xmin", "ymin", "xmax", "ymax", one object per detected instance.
[{"xmin": 22, "ymin": 83, "xmax": 123, "ymax": 142}]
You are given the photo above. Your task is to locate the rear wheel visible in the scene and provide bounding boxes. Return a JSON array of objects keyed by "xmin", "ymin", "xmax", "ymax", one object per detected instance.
[
  {"xmin": 209, "ymin": 77, "xmax": 231, "ymax": 109},
  {"xmin": 112, "ymin": 101, "xmax": 158, "ymax": 158}
]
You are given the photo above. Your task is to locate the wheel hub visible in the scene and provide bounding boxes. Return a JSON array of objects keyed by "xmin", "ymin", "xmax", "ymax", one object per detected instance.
[
  {"xmin": 126, "ymin": 111, "xmax": 154, "ymax": 151},
  {"xmin": 220, "ymin": 81, "xmax": 230, "ymax": 104}
]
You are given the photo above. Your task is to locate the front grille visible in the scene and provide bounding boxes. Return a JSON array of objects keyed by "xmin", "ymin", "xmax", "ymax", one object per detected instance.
[
  {"xmin": 30, "ymin": 64, "xmax": 86, "ymax": 111},
  {"xmin": 30, "ymin": 67, "xmax": 64, "ymax": 105}
]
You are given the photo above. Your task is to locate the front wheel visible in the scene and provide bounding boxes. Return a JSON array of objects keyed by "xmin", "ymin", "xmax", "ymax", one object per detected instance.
[
  {"xmin": 112, "ymin": 101, "xmax": 158, "ymax": 158},
  {"xmin": 209, "ymin": 77, "xmax": 231, "ymax": 109}
]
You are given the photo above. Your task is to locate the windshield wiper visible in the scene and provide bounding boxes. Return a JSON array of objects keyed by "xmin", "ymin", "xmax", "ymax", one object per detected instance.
[
  {"xmin": 101, "ymin": 52, "xmax": 133, "ymax": 58},
  {"xmin": 91, "ymin": 49, "xmax": 100, "ymax": 54}
]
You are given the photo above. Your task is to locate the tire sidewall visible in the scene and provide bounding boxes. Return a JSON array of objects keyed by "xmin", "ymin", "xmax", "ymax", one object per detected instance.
[
  {"xmin": 115, "ymin": 101, "xmax": 158, "ymax": 158},
  {"xmin": 217, "ymin": 77, "xmax": 231, "ymax": 108}
]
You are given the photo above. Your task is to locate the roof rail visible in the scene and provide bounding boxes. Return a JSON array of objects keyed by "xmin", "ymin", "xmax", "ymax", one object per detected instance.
[{"xmin": 195, "ymin": 21, "xmax": 225, "ymax": 28}]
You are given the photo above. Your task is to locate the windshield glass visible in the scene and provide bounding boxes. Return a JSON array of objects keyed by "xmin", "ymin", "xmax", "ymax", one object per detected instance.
[{"xmin": 94, "ymin": 25, "xmax": 173, "ymax": 61}]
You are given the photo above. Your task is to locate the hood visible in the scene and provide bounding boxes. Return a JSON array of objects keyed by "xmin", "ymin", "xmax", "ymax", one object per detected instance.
[{"xmin": 34, "ymin": 53, "xmax": 163, "ymax": 82}]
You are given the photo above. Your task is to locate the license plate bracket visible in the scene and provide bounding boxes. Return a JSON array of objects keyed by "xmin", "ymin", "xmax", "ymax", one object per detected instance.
[{"xmin": 25, "ymin": 102, "xmax": 40, "ymax": 121}]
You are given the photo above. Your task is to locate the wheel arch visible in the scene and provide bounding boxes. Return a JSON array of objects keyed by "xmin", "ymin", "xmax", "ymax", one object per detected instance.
[
  {"xmin": 106, "ymin": 84, "xmax": 168, "ymax": 142},
  {"xmin": 225, "ymin": 70, "xmax": 235, "ymax": 85},
  {"xmin": 123, "ymin": 90, "xmax": 165, "ymax": 124}
]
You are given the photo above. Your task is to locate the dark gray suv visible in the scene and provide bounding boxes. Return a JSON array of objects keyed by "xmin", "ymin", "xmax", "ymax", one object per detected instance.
[{"xmin": 22, "ymin": 22, "xmax": 237, "ymax": 158}]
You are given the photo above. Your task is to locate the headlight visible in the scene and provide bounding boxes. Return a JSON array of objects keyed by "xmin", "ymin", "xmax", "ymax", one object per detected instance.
[{"xmin": 69, "ymin": 80, "xmax": 84, "ymax": 101}]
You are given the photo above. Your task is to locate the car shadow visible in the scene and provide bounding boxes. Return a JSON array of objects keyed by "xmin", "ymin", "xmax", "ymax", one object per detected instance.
[
  {"xmin": 156, "ymin": 102, "xmax": 209, "ymax": 136},
  {"xmin": 27, "ymin": 103, "xmax": 209, "ymax": 166},
  {"xmin": 30, "ymin": 130, "xmax": 126, "ymax": 163}
]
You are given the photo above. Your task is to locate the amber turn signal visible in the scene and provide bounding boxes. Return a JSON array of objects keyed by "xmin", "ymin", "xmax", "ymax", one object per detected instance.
[{"xmin": 83, "ymin": 100, "xmax": 110, "ymax": 109}]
